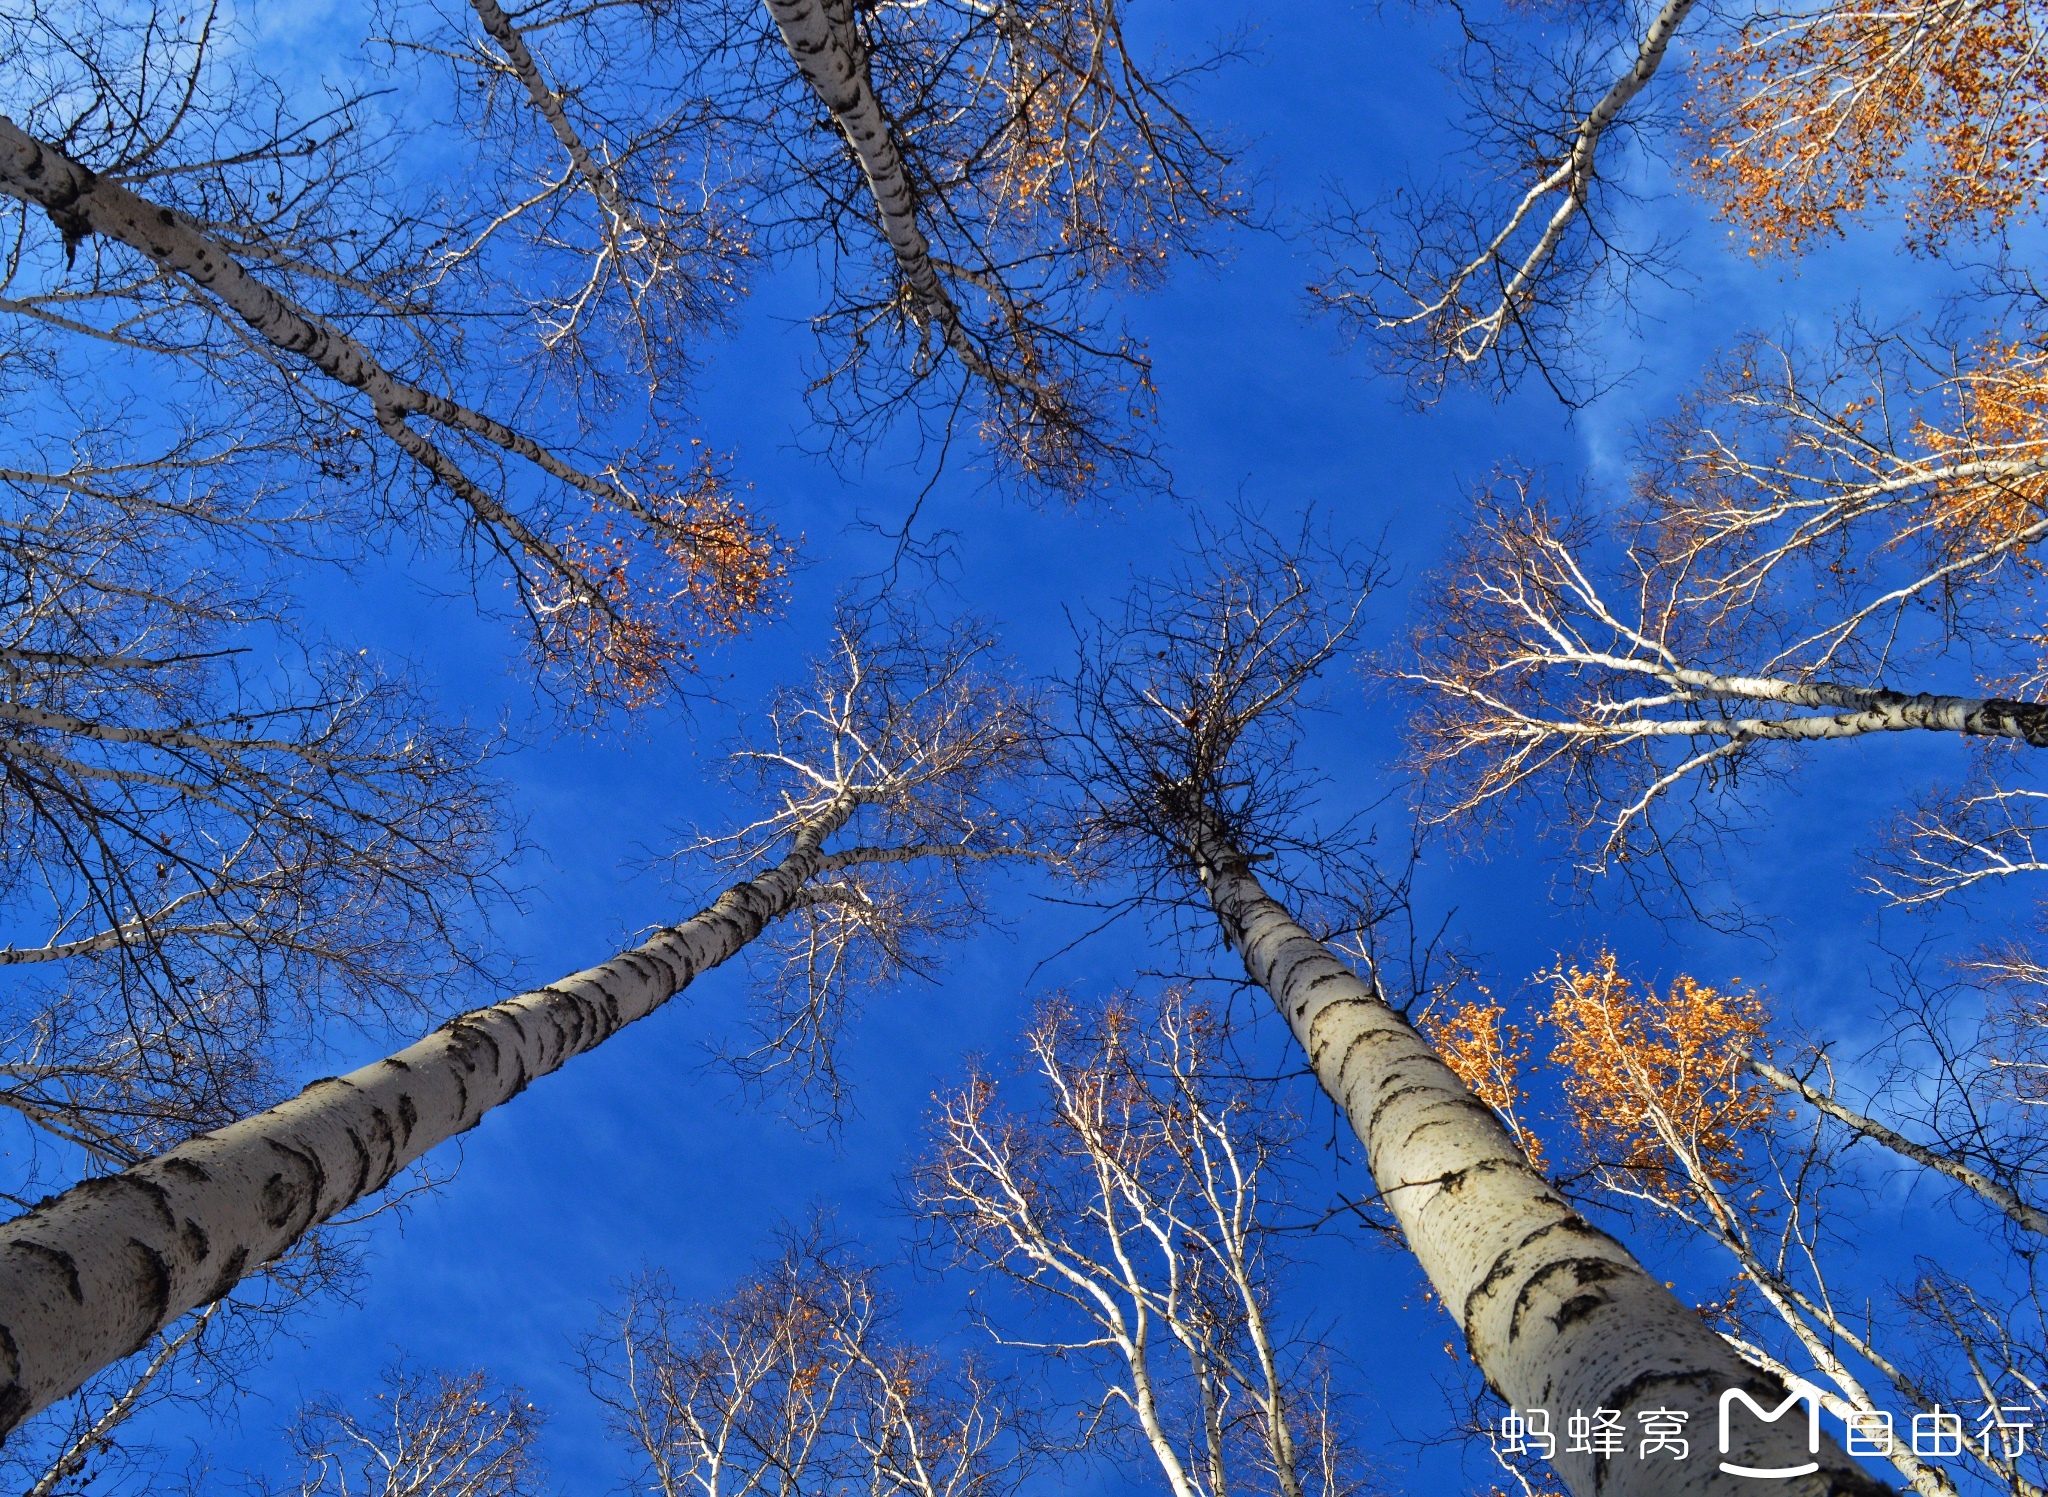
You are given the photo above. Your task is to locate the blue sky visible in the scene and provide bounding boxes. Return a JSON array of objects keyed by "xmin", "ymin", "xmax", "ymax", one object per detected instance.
[{"xmin": 74, "ymin": 0, "xmax": 2040, "ymax": 1488}]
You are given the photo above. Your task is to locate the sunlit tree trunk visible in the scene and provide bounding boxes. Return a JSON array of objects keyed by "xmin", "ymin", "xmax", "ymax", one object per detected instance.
[
  {"xmin": 0, "ymin": 607, "xmax": 1043, "ymax": 1437},
  {"xmin": 0, "ymin": 814, "xmax": 843, "ymax": 1438},
  {"xmin": 1179, "ymin": 810, "xmax": 1891, "ymax": 1497}
]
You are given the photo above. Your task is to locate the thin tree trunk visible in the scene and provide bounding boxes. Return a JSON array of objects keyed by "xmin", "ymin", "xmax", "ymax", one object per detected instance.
[
  {"xmin": 468, "ymin": 0, "xmax": 646, "ymax": 239},
  {"xmin": 1182, "ymin": 816, "xmax": 1891, "ymax": 1497},
  {"xmin": 0, "ymin": 802, "xmax": 854, "ymax": 1437},
  {"xmin": 1640, "ymin": 675, "xmax": 2048, "ymax": 746},
  {"xmin": 0, "ymin": 115, "xmax": 615, "ymax": 602},
  {"xmin": 1748, "ymin": 1054, "xmax": 2048, "ymax": 1237},
  {"xmin": 759, "ymin": 0, "xmax": 1013, "ymax": 394}
]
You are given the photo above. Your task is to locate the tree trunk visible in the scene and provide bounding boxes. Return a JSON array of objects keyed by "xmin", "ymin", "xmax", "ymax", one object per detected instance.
[
  {"xmin": 759, "ymin": 0, "xmax": 996, "ymax": 386},
  {"xmin": 1747, "ymin": 1054, "xmax": 2048, "ymax": 1237},
  {"xmin": 1184, "ymin": 820, "xmax": 1892, "ymax": 1497},
  {"xmin": 0, "ymin": 805, "xmax": 851, "ymax": 1438}
]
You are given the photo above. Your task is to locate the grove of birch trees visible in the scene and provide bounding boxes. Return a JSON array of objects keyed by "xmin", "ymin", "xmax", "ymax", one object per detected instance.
[{"xmin": 4, "ymin": 0, "xmax": 2047, "ymax": 1494}]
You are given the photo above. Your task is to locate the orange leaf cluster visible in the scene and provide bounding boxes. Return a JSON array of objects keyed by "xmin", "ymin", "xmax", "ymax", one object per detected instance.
[
  {"xmin": 986, "ymin": 0, "xmax": 1244, "ymax": 288},
  {"xmin": 1417, "ymin": 990, "xmax": 1548, "ymax": 1171},
  {"xmin": 1691, "ymin": 0, "xmax": 2048, "ymax": 251},
  {"xmin": 1546, "ymin": 953, "xmax": 1774, "ymax": 1205},
  {"xmin": 541, "ymin": 466, "xmax": 787, "ymax": 708},
  {"xmin": 1917, "ymin": 338, "xmax": 2048, "ymax": 565}
]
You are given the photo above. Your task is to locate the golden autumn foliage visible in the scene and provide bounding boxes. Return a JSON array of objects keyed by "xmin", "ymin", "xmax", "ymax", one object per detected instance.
[
  {"xmin": 1690, "ymin": 0, "xmax": 2048, "ymax": 252},
  {"xmin": 1546, "ymin": 952, "xmax": 1775, "ymax": 1205},
  {"xmin": 542, "ymin": 465, "xmax": 787, "ymax": 708},
  {"xmin": 1417, "ymin": 990, "xmax": 1549, "ymax": 1171},
  {"xmin": 986, "ymin": 0, "xmax": 1243, "ymax": 287},
  {"xmin": 1918, "ymin": 338, "xmax": 2048, "ymax": 565}
]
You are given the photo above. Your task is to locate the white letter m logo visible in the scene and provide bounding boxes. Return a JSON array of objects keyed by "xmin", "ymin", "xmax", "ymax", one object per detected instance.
[{"xmin": 1719, "ymin": 1382, "xmax": 1821, "ymax": 1478}]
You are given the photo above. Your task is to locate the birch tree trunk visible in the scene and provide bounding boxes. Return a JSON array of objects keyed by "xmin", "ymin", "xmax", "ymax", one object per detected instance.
[
  {"xmin": 1182, "ymin": 818, "xmax": 1892, "ymax": 1497},
  {"xmin": 759, "ymin": 0, "xmax": 1005, "ymax": 391},
  {"xmin": 0, "ymin": 806, "xmax": 852, "ymax": 1438},
  {"xmin": 1747, "ymin": 1055, "xmax": 2048, "ymax": 1238}
]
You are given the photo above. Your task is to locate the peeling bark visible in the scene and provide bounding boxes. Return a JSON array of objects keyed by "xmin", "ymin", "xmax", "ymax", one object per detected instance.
[
  {"xmin": 0, "ymin": 806, "xmax": 852, "ymax": 1437},
  {"xmin": 1183, "ymin": 818, "xmax": 1892, "ymax": 1497}
]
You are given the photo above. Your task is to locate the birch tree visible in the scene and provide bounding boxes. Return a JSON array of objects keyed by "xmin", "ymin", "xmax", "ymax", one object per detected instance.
[
  {"xmin": 0, "ymin": 1301, "xmax": 221, "ymax": 1497},
  {"xmin": 0, "ymin": 483, "xmax": 513, "ymax": 1195},
  {"xmin": 272, "ymin": 1362, "xmax": 548, "ymax": 1497},
  {"xmin": 0, "ymin": 0, "xmax": 788, "ymax": 707},
  {"xmin": 577, "ymin": 1219, "xmax": 1036, "ymax": 1497},
  {"xmin": 1308, "ymin": 0, "xmax": 1698, "ymax": 402},
  {"xmin": 1422, "ymin": 952, "xmax": 2048, "ymax": 1497},
  {"xmin": 1397, "ymin": 322, "xmax": 2048, "ymax": 913},
  {"xmin": 379, "ymin": 0, "xmax": 1251, "ymax": 503},
  {"xmin": 0, "ymin": 603, "xmax": 1048, "ymax": 1438},
  {"xmin": 0, "ymin": 352, "xmax": 527, "ymax": 1481},
  {"xmin": 1, "ymin": 0, "xmax": 1252, "ymax": 699},
  {"xmin": 755, "ymin": 0, "xmax": 1250, "ymax": 497},
  {"xmin": 1307, "ymin": 0, "xmax": 2048, "ymax": 397},
  {"xmin": 1686, "ymin": 0, "xmax": 2048, "ymax": 253},
  {"xmin": 917, "ymin": 986, "xmax": 1366, "ymax": 1497},
  {"xmin": 1060, "ymin": 512, "xmax": 1891, "ymax": 1497}
]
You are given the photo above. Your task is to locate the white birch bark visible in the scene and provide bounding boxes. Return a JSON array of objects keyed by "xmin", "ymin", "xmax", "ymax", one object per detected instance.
[
  {"xmin": 1391, "ymin": 0, "xmax": 1697, "ymax": 366},
  {"xmin": 1747, "ymin": 1055, "xmax": 2048, "ymax": 1238},
  {"xmin": 0, "ymin": 115, "xmax": 614, "ymax": 605},
  {"xmin": 1556, "ymin": 675, "xmax": 2048, "ymax": 748},
  {"xmin": 468, "ymin": 0, "xmax": 644, "ymax": 242},
  {"xmin": 1183, "ymin": 818, "xmax": 1893, "ymax": 1497},
  {"xmin": 760, "ymin": 0, "xmax": 1015, "ymax": 396},
  {"xmin": 0, "ymin": 804, "xmax": 855, "ymax": 1437}
]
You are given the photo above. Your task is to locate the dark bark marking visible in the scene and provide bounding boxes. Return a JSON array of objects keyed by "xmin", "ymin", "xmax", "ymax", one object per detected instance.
[
  {"xmin": 1364, "ymin": 1082, "xmax": 1441, "ymax": 1143},
  {"xmin": 1968, "ymin": 697, "xmax": 2048, "ymax": 746},
  {"xmin": 1463, "ymin": 1216, "xmax": 1608, "ymax": 1346},
  {"xmin": 396, "ymin": 1091, "xmax": 419, "ymax": 1141},
  {"xmin": 180, "ymin": 1218, "xmax": 209, "ymax": 1263},
  {"xmin": 120, "ymin": 1239, "xmax": 171, "ymax": 1349},
  {"xmin": 114, "ymin": 1174, "xmax": 176, "ymax": 1231},
  {"xmin": 63, "ymin": 1174, "xmax": 176, "ymax": 1231},
  {"xmin": 342, "ymin": 1127, "xmax": 372, "ymax": 1200},
  {"xmin": 161, "ymin": 1158, "xmax": 210, "ymax": 1184},
  {"xmin": 0, "ymin": 1319, "xmax": 23, "ymax": 1409},
  {"xmin": 1326, "ymin": 1024, "xmax": 1417, "ymax": 1095},
  {"xmin": 258, "ymin": 1172, "xmax": 301, "ymax": 1231},
  {"xmin": 364, "ymin": 1107, "xmax": 399, "ymax": 1184},
  {"xmin": 1507, "ymin": 1256, "xmax": 1625, "ymax": 1343},
  {"xmin": 1551, "ymin": 1289, "xmax": 1608, "ymax": 1332},
  {"xmin": 1599, "ymin": 1366, "xmax": 1721, "ymax": 1418},
  {"xmin": 204, "ymin": 1245, "xmax": 249, "ymax": 1304},
  {"xmin": 1431, "ymin": 1156, "xmax": 1524, "ymax": 1194},
  {"xmin": 1271, "ymin": 945, "xmax": 1334, "ymax": 998},
  {"xmin": 12, "ymin": 1241, "xmax": 82, "ymax": 1302},
  {"xmin": 380, "ymin": 1057, "xmax": 413, "ymax": 1074},
  {"xmin": 263, "ymin": 1138, "xmax": 327, "ymax": 1221},
  {"xmin": 445, "ymin": 1016, "xmax": 503, "ymax": 1073},
  {"xmin": 258, "ymin": 1138, "xmax": 325, "ymax": 1236}
]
